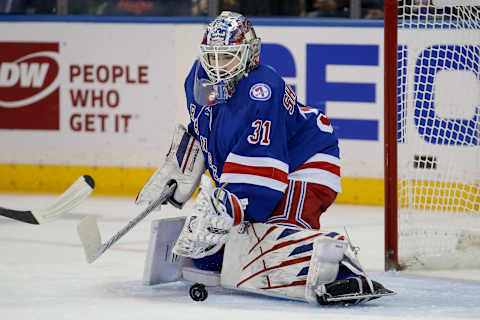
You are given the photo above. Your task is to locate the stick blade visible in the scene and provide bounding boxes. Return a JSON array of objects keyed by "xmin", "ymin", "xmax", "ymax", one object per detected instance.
[
  {"xmin": 0, "ymin": 175, "xmax": 94, "ymax": 224},
  {"xmin": 0, "ymin": 207, "xmax": 39, "ymax": 224},
  {"xmin": 77, "ymin": 215, "xmax": 102, "ymax": 264},
  {"xmin": 32, "ymin": 175, "xmax": 95, "ymax": 224}
]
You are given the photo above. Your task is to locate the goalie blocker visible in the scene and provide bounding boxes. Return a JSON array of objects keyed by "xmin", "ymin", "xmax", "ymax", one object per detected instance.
[
  {"xmin": 143, "ymin": 219, "xmax": 395, "ymax": 305},
  {"xmin": 136, "ymin": 124, "xmax": 206, "ymax": 209}
]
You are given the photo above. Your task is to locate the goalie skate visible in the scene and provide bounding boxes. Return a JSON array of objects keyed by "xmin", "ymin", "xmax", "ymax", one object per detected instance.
[{"xmin": 316, "ymin": 277, "xmax": 395, "ymax": 305}]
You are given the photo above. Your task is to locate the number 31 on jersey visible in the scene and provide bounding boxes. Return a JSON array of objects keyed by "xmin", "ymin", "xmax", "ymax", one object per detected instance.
[{"xmin": 248, "ymin": 119, "xmax": 271, "ymax": 145}]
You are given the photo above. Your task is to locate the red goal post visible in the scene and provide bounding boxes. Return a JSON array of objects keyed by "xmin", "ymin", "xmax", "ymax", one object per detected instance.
[{"xmin": 384, "ymin": 0, "xmax": 399, "ymax": 271}]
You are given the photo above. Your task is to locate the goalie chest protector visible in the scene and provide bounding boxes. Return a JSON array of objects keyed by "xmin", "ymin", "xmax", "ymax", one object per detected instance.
[{"xmin": 184, "ymin": 61, "xmax": 341, "ymax": 222}]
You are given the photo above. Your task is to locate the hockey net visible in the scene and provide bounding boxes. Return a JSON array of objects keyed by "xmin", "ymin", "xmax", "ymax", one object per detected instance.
[{"xmin": 385, "ymin": 0, "xmax": 480, "ymax": 270}]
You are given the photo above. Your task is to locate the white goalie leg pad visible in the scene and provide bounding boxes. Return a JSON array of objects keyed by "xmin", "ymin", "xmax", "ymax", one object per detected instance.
[
  {"xmin": 305, "ymin": 238, "xmax": 348, "ymax": 303},
  {"xmin": 143, "ymin": 217, "xmax": 194, "ymax": 285},
  {"xmin": 181, "ymin": 267, "xmax": 221, "ymax": 287},
  {"xmin": 136, "ymin": 124, "xmax": 206, "ymax": 209},
  {"xmin": 221, "ymin": 222, "xmax": 347, "ymax": 302}
]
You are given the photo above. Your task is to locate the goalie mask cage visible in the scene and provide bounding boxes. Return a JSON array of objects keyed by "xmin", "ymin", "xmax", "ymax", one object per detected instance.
[{"xmin": 384, "ymin": 0, "xmax": 480, "ymax": 270}]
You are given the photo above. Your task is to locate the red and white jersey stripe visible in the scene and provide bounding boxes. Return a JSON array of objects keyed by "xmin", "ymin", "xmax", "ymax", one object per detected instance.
[
  {"xmin": 288, "ymin": 153, "xmax": 341, "ymax": 193},
  {"xmin": 220, "ymin": 153, "xmax": 289, "ymax": 192}
]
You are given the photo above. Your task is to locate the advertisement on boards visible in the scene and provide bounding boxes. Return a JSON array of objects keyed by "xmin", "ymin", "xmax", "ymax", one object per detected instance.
[{"xmin": 0, "ymin": 23, "xmax": 177, "ymax": 167}]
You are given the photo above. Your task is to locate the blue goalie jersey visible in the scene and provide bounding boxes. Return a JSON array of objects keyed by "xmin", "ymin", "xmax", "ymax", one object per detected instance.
[{"xmin": 184, "ymin": 61, "xmax": 341, "ymax": 223}]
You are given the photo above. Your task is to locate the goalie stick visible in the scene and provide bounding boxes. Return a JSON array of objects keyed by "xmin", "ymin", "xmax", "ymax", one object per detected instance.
[
  {"xmin": 0, "ymin": 175, "xmax": 95, "ymax": 224},
  {"xmin": 77, "ymin": 182, "xmax": 176, "ymax": 264}
]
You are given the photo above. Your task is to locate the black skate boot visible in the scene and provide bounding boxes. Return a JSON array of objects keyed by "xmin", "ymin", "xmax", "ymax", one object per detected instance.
[{"xmin": 316, "ymin": 277, "xmax": 395, "ymax": 305}]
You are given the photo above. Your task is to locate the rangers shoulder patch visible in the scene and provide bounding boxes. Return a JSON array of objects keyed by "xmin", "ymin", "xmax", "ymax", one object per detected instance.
[{"xmin": 249, "ymin": 83, "xmax": 272, "ymax": 101}]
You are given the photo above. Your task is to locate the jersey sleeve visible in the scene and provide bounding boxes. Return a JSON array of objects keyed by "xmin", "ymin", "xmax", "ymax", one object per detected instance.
[
  {"xmin": 219, "ymin": 83, "xmax": 290, "ymax": 223},
  {"xmin": 184, "ymin": 60, "xmax": 199, "ymax": 138}
]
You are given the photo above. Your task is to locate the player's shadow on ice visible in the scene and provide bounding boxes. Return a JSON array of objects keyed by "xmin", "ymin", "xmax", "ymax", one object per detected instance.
[{"xmin": 103, "ymin": 280, "xmax": 388, "ymax": 310}]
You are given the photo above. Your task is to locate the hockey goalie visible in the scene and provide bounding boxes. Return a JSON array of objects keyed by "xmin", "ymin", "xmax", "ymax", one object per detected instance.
[{"xmin": 136, "ymin": 11, "xmax": 394, "ymax": 305}]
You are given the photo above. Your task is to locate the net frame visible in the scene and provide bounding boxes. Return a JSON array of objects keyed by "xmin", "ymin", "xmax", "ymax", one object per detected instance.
[
  {"xmin": 385, "ymin": 0, "xmax": 399, "ymax": 270},
  {"xmin": 384, "ymin": 0, "xmax": 480, "ymax": 271}
]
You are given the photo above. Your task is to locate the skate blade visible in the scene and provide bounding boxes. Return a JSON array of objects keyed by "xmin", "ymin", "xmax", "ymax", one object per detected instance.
[{"xmin": 326, "ymin": 290, "xmax": 396, "ymax": 302}]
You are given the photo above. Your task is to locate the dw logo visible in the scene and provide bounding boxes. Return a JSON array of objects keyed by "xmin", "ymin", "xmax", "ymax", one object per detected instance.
[{"xmin": 0, "ymin": 42, "xmax": 60, "ymax": 130}]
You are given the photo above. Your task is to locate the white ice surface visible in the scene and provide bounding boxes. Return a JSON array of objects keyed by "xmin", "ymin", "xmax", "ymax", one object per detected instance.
[{"xmin": 1, "ymin": 194, "xmax": 479, "ymax": 320}]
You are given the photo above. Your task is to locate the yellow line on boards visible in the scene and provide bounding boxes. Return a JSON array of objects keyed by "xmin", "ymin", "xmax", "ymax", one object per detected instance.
[{"xmin": 0, "ymin": 164, "xmax": 385, "ymax": 206}]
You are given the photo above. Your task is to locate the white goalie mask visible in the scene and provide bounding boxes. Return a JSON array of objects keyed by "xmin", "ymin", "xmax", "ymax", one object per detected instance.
[{"xmin": 195, "ymin": 11, "xmax": 261, "ymax": 105}]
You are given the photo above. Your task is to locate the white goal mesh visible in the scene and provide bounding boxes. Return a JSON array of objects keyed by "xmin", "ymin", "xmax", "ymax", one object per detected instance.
[{"xmin": 397, "ymin": 0, "xmax": 480, "ymax": 269}]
